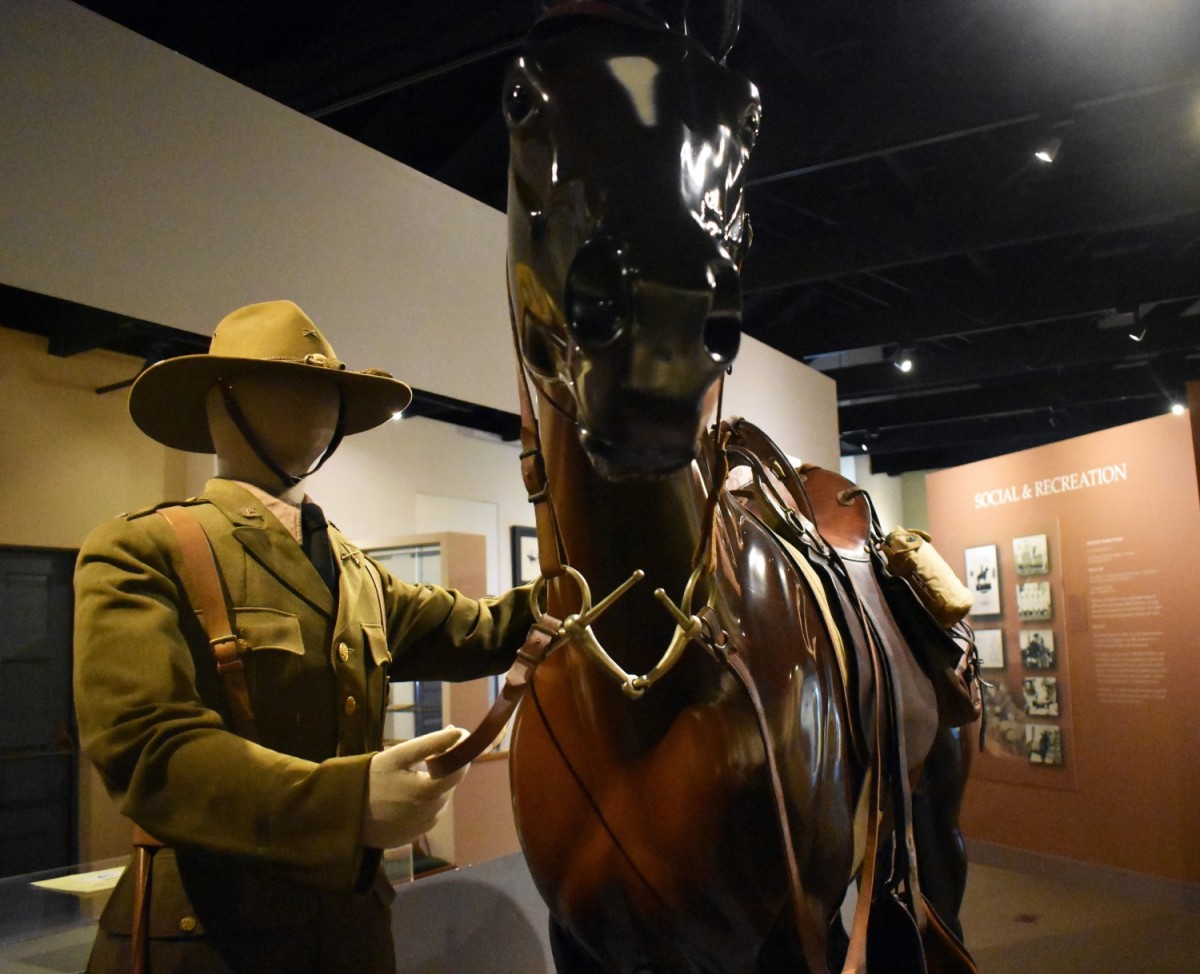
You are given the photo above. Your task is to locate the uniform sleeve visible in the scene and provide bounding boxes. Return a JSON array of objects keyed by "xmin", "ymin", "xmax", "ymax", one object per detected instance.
[
  {"xmin": 73, "ymin": 514, "xmax": 372, "ymax": 891},
  {"xmin": 374, "ymin": 561, "xmax": 535, "ymax": 682}
]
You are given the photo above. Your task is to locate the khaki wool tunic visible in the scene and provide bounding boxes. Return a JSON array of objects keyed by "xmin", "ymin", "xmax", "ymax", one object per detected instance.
[{"xmin": 73, "ymin": 479, "xmax": 533, "ymax": 973}]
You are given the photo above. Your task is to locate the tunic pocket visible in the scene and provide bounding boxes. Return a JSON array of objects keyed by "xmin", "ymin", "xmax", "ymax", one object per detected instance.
[{"xmin": 233, "ymin": 607, "xmax": 305, "ymax": 654}]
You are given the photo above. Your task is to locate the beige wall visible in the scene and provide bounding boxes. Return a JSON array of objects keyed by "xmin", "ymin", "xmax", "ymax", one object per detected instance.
[
  {"xmin": 927, "ymin": 414, "xmax": 1200, "ymax": 882},
  {"xmin": 0, "ymin": 0, "xmax": 515, "ymax": 414},
  {"xmin": 0, "ymin": 327, "xmax": 213, "ymax": 550}
]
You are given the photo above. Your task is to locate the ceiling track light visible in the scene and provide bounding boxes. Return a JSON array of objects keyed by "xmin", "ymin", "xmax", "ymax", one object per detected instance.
[
  {"xmin": 1033, "ymin": 136, "xmax": 1061, "ymax": 164},
  {"xmin": 1128, "ymin": 306, "xmax": 1146, "ymax": 342},
  {"xmin": 891, "ymin": 347, "xmax": 915, "ymax": 373}
]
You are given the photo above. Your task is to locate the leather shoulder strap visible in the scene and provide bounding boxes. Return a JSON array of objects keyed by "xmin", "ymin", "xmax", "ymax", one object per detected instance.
[{"xmin": 157, "ymin": 506, "xmax": 260, "ymax": 743}]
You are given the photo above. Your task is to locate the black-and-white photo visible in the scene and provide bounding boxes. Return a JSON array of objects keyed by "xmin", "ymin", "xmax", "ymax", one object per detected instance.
[
  {"xmin": 510, "ymin": 525, "xmax": 539, "ymax": 585},
  {"xmin": 1020, "ymin": 629, "xmax": 1056, "ymax": 669},
  {"xmin": 1023, "ymin": 676, "xmax": 1059, "ymax": 717},
  {"xmin": 1012, "ymin": 533, "xmax": 1049, "ymax": 576},
  {"xmin": 1025, "ymin": 723, "xmax": 1064, "ymax": 766},
  {"xmin": 965, "ymin": 544, "xmax": 1001, "ymax": 615},
  {"xmin": 1017, "ymin": 580, "xmax": 1052, "ymax": 621}
]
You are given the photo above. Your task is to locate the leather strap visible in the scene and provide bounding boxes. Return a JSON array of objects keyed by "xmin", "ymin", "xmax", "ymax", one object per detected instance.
[
  {"xmin": 723, "ymin": 650, "xmax": 830, "ymax": 974},
  {"xmin": 841, "ymin": 621, "xmax": 892, "ymax": 973},
  {"xmin": 509, "ymin": 287, "xmax": 568, "ymax": 581},
  {"xmin": 425, "ymin": 616, "xmax": 563, "ymax": 778},
  {"xmin": 130, "ymin": 825, "xmax": 163, "ymax": 974},
  {"xmin": 158, "ymin": 506, "xmax": 260, "ymax": 742},
  {"xmin": 217, "ymin": 380, "xmax": 346, "ymax": 490}
]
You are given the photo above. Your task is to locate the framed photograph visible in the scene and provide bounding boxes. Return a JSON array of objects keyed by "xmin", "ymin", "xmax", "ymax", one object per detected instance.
[
  {"xmin": 1012, "ymin": 533, "xmax": 1049, "ymax": 576},
  {"xmin": 1025, "ymin": 723, "xmax": 1063, "ymax": 766},
  {"xmin": 510, "ymin": 525, "xmax": 539, "ymax": 585},
  {"xmin": 975, "ymin": 629, "xmax": 1005, "ymax": 669},
  {"xmin": 1017, "ymin": 580, "xmax": 1052, "ymax": 621},
  {"xmin": 1023, "ymin": 676, "xmax": 1059, "ymax": 717},
  {"xmin": 964, "ymin": 544, "xmax": 1001, "ymax": 615},
  {"xmin": 1020, "ymin": 629, "xmax": 1056, "ymax": 669}
]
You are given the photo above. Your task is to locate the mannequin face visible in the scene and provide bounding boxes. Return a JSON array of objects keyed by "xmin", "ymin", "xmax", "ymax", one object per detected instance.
[{"xmin": 206, "ymin": 372, "xmax": 341, "ymax": 495}]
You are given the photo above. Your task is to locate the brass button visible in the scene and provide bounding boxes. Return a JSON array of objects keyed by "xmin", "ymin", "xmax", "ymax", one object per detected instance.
[
  {"xmin": 179, "ymin": 916, "xmax": 197, "ymax": 933},
  {"xmin": 338, "ymin": 643, "xmax": 352, "ymax": 662},
  {"xmin": 344, "ymin": 696, "xmax": 357, "ymax": 716}
]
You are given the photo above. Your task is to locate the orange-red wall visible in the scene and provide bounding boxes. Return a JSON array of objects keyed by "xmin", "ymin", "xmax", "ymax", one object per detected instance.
[{"xmin": 927, "ymin": 413, "xmax": 1200, "ymax": 882}]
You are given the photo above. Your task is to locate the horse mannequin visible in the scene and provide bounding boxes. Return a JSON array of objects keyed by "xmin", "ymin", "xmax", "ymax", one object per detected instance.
[{"xmin": 499, "ymin": 4, "xmax": 972, "ymax": 971}]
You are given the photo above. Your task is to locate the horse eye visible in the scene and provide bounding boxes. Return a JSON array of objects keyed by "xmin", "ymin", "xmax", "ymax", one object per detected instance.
[
  {"xmin": 740, "ymin": 107, "xmax": 761, "ymax": 150},
  {"xmin": 503, "ymin": 82, "xmax": 535, "ymax": 127}
]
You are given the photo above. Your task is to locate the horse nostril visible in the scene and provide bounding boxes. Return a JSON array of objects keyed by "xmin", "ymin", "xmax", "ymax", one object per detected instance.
[
  {"xmin": 704, "ymin": 313, "xmax": 741, "ymax": 363},
  {"xmin": 565, "ymin": 234, "xmax": 630, "ymax": 349},
  {"xmin": 704, "ymin": 259, "xmax": 742, "ymax": 363}
]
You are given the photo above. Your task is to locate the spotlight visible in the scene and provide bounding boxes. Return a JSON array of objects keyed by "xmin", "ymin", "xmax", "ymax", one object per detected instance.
[
  {"xmin": 1128, "ymin": 306, "xmax": 1146, "ymax": 342},
  {"xmin": 894, "ymin": 356, "xmax": 914, "ymax": 373},
  {"xmin": 1034, "ymin": 137, "xmax": 1061, "ymax": 164},
  {"xmin": 1171, "ymin": 402, "xmax": 1186, "ymax": 416}
]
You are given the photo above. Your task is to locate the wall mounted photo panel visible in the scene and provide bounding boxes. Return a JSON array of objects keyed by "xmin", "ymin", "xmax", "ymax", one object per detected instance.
[
  {"xmin": 976, "ymin": 629, "xmax": 1005, "ymax": 669},
  {"xmin": 1017, "ymin": 580, "xmax": 1052, "ymax": 621},
  {"xmin": 1020, "ymin": 629, "xmax": 1056, "ymax": 669},
  {"xmin": 1025, "ymin": 723, "xmax": 1063, "ymax": 766},
  {"xmin": 1013, "ymin": 533, "xmax": 1049, "ymax": 575},
  {"xmin": 1023, "ymin": 676, "xmax": 1059, "ymax": 717},
  {"xmin": 510, "ymin": 526, "xmax": 539, "ymax": 585},
  {"xmin": 964, "ymin": 544, "xmax": 1001, "ymax": 615}
]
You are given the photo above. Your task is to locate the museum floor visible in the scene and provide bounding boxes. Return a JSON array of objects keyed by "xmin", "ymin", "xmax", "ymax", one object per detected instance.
[
  {"xmin": 959, "ymin": 841, "xmax": 1200, "ymax": 973},
  {"xmin": 3, "ymin": 842, "xmax": 1198, "ymax": 972}
]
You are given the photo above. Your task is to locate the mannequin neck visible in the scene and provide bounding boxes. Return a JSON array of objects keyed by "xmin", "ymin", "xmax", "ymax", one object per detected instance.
[{"xmin": 214, "ymin": 455, "xmax": 308, "ymax": 506}]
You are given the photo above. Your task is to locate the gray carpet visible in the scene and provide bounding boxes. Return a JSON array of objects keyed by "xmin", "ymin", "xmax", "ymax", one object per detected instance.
[{"xmin": 961, "ymin": 842, "xmax": 1200, "ymax": 973}]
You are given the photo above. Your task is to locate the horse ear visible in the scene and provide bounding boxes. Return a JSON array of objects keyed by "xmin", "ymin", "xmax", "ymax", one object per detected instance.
[
  {"xmin": 640, "ymin": 0, "xmax": 743, "ymax": 61},
  {"xmin": 684, "ymin": 0, "xmax": 741, "ymax": 62},
  {"xmin": 537, "ymin": 0, "xmax": 741, "ymax": 61}
]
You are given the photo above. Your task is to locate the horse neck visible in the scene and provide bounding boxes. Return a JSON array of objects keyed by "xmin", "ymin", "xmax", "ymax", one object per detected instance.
[{"xmin": 538, "ymin": 395, "xmax": 708, "ymax": 674}]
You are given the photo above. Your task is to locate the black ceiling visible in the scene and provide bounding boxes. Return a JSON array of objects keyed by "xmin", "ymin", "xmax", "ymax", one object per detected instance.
[{"xmin": 41, "ymin": 0, "xmax": 1200, "ymax": 473}]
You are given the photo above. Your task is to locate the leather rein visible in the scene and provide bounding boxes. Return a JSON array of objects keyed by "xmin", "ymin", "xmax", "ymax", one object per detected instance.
[{"xmin": 423, "ymin": 308, "xmax": 727, "ymax": 774}]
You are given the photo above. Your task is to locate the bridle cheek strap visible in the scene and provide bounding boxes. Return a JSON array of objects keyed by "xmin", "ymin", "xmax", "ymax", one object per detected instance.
[{"xmin": 218, "ymin": 380, "xmax": 346, "ymax": 489}]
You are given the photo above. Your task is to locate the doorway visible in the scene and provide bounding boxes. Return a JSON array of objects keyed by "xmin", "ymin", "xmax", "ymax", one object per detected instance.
[{"xmin": 0, "ymin": 546, "xmax": 78, "ymax": 879}]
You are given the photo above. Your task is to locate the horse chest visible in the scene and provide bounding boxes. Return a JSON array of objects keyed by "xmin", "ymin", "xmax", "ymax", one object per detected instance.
[{"xmin": 512, "ymin": 658, "xmax": 783, "ymax": 932}]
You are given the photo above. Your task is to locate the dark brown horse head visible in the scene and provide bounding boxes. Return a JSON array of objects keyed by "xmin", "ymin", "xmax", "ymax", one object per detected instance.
[{"xmin": 505, "ymin": 1, "xmax": 760, "ymax": 479}]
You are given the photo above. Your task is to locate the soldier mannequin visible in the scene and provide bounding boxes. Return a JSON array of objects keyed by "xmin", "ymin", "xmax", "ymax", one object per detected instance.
[
  {"xmin": 74, "ymin": 301, "xmax": 533, "ymax": 973},
  {"xmin": 203, "ymin": 370, "xmax": 472, "ymax": 852}
]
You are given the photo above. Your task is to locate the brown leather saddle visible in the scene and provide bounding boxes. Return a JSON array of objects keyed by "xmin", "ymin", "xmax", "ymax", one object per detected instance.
[
  {"xmin": 726, "ymin": 422, "xmax": 913, "ymax": 765},
  {"xmin": 719, "ymin": 417, "xmax": 980, "ymax": 974}
]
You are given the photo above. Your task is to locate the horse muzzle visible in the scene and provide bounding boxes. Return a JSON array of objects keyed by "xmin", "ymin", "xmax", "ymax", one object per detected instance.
[
  {"xmin": 563, "ymin": 233, "xmax": 741, "ymax": 479},
  {"xmin": 564, "ymin": 233, "xmax": 742, "ymax": 365}
]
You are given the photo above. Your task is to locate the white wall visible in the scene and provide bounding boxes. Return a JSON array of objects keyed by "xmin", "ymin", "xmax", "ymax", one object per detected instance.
[
  {"xmin": 0, "ymin": 0, "xmax": 514, "ymax": 413},
  {"xmin": 0, "ymin": 0, "xmax": 839, "ymax": 477},
  {"xmin": 725, "ymin": 336, "xmax": 839, "ymax": 471}
]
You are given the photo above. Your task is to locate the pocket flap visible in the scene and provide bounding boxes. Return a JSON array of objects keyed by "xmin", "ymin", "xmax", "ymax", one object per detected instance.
[
  {"xmin": 363, "ymin": 623, "xmax": 391, "ymax": 667},
  {"xmin": 234, "ymin": 607, "xmax": 304, "ymax": 655}
]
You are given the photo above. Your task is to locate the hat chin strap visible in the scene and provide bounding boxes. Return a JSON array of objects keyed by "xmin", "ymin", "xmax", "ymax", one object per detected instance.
[{"xmin": 218, "ymin": 380, "xmax": 346, "ymax": 490}]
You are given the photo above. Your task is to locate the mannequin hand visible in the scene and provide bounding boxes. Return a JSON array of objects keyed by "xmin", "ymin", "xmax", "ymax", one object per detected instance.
[{"xmin": 360, "ymin": 726, "xmax": 470, "ymax": 849}]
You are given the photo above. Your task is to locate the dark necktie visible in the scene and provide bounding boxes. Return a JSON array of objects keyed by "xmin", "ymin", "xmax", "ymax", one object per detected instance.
[{"xmin": 301, "ymin": 501, "xmax": 339, "ymax": 594}]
